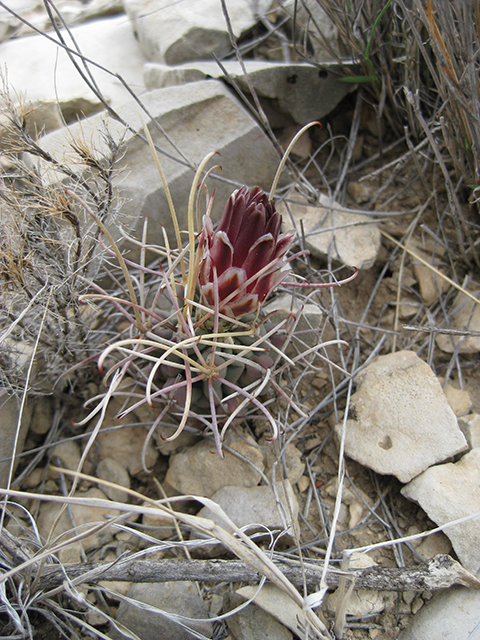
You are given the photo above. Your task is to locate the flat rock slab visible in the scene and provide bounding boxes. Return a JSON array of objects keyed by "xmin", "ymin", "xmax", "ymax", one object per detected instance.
[
  {"xmin": 196, "ymin": 481, "xmax": 298, "ymax": 537},
  {"xmin": 401, "ymin": 448, "xmax": 480, "ymax": 575},
  {"xmin": 144, "ymin": 60, "xmax": 352, "ymax": 125},
  {"xmin": 124, "ymin": 0, "xmax": 272, "ymax": 64},
  {"xmin": 0, "ymin": 16, "xmax": 146, "ymax": 124},
  {"xmin": 112, "ymin": 581, "xmax": 213, "ymax": 640},
  {"xmin": 399, "ymin": 585, "xmax": 480, "ymax": 640},
  {"xmin": 166, "ymin": 434, "xmax": 264, "ymax": 498},
  {"xmin": 278, "ymin": 193, "xmax": 380, "ymax": 269},
  {"xmin": 335, "ymin": 351, "xmax": 467, "ymax": 483},
  {"xmin": 38, "ymin": 80, "xmax": 282, "ymax": 253}
]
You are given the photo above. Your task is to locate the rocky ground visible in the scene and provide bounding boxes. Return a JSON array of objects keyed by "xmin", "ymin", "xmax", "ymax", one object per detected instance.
[{"xmin": 1, "ymin": 1, "xmax": 480, "ymax": 639}]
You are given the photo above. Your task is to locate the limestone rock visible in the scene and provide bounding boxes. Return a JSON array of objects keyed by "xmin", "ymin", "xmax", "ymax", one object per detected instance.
[
  {"xmin": 436, "ymin": 288, "xmax": 480, "ymax": 353},
  {"xmin": 235, "ymin": 584, "xmax": 306, "ymax": 637},
  {"xmin": 196, "ymin": 480, "xmax": 299, "ymax": 538},
  {"xmin": 399, "ymin": 585, "xmax": 480, "ymax": 640},
  {"xmin": 443, "ymin": 382, "xmax": 472, "ymax": 417},
  {"xmin": 263, "ymin": 443, "xmax": 305, "ymax": 485},
  {"xmin": 112, "ymin": 581, "xmax": 213, "ymax": 640},
  {"xmin": 90, "ymin": 396, "xmax": 158, "ymax": 477},
  {"xmin": 38, "ymin": 80, "xmax": 282, "ymax": 255},
  {"xmin": 335, "ymin": 351, "xmax": 467, "ymax": 483},
  {"xmin": 49, "ymin": 439, "xmax": 82, "ymax": 476},
  {"xmin": 166, "ymin": 433, "xmax": 264, "ymax": 498},
  {"xmin": 401, "ymin": 448, "xmax": 480, "ymax": 574},
  {"xmin": 124, "ymin": 0, "xmax": 272, "ymax": 64},
  {"xmin": 458, "ymin": 413, "xmax": 480, "ymax": 449},
  {"xmin": 225, "ymin": 592, "xmax": 293, "ymax": 640},
  {"xmin": 37, "ymin": 487, "xmax": 122, "ymax": 550},
  {"xmin": 283, "ymin": 0, "xmax": 342, "ymax": 63},
  {"xmin": 96, "ymin": 457, "xmax": 131, "ymax": 503},
  {"xmin": 144, "ymin": 60, "xmax": 352, "ymax": 125},
  {"xmin": 0, "ymin": 16, "xmax": 146, "ymax": 126},
  {"xmin": 278, "ymin": 193, "xmax": 380, "ymax": 269}
]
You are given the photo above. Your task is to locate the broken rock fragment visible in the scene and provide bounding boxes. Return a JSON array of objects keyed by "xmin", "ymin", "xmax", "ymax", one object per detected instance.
[{"xmin": 335, "ymin": 351, "xmax": 467, "ymax": 483}]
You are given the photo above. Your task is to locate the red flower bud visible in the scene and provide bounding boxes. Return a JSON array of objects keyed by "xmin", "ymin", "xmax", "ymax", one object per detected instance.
[{"xmin": 199, "ymin": 186, "xmax": 294, "ymax": 318}]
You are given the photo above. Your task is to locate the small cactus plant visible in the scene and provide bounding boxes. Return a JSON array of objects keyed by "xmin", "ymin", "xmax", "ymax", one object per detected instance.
[{"xmin": 79, "ymin": 124, "xmax": 356, "ymax": 462}]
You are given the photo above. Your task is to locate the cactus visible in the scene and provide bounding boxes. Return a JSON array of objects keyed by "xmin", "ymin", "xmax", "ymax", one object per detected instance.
[{"xmin": 79, "ymin": 124, "xmax": 357, "ymax": 462}]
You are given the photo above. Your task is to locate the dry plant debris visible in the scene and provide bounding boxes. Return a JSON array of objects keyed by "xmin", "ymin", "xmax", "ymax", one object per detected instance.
[{"xmin": 1, "ymin": 1, "xmax": 480, "ymax": 639}]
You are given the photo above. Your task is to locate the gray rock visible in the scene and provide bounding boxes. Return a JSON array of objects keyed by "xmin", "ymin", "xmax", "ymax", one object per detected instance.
[
  {"xmin": 399, "ymin": 585, "xmax": 480, "ymax": 640},
  {"xmin": 283, "ymin": 0, "xmax": 342, "ymax": 63},
  {"xmin": 144, "ymin": 60, "xmax": 352, "ymax": 125},
  {"xmin": 49, "ymin": 439, "xmax": 82, "ymax": 476},
  {"xmin": 235, "ymin": 584, "xmax": 305, "ymax": 637},
  {"xmin": 263, "ymin": 292, "xmax": 324, "ymax": 352},
  {"xmin": 225, "ymin": 592, "xmax": 293, "ymax": 640},
  {"xmin": 112, "ymin": 581, "xmax": 213, "ymax": 640},
  {"xmin": 335, "ymin": 351, "xmax": 468, "ymax": 483},
  {"xmin": 36, "ymin": 487, "xmax": 122, "ymax": 550},
  {"xmin": 0, "ymin": 391, "xmax": 33, "ymax": 489},
  {"xmin": 263, "ymin": 442, "xmax": 305, "ymax": 485},
  {"xmin": 0, "ymin": 15, "xmax": 146, "ymax": 126},
  {"xmin": 96, "ymin": 457, "xmax": 131, "ymax": 503},
  {"xmin": 196, "ymin": 480, "xmax": 299, "ymax": 537},
  {"xmin": 436, "ymin": 288, "xmax": 480, "ymax": 353},
  {"xmin": 278, "ymin": 193, "xmax": 380, "ymax": 269},
  {"xmin": 124, "ymin": 0, "xmax": 272, "ymax": 64},
  {"xmin": 401, "ymin": 448, "xmax": 480, "ymax": 575},
  {"xmin": 38, "ymin": 80, "xmax": 283, "ymax": 255},
  {"xmin": 166, "ymin": 432, "xmax": 264, "ymax": 498}
]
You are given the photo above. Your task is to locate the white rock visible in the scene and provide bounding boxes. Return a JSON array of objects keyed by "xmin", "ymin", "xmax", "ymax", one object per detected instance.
[
  {"xmin": 399, "ymin": 585, "xmax": 480, "ymax": 640},
  {"xmin": 0, "ymin": 16, "xmax": 146, "ymax": 125},
  {"xmin": 458, "ymin": 413, "xmax": 480, "ymax": 449},
  {"xmin": 166, "ymin": 432, "xmax": 264, "ymax": 498},
  {"xmin": 278, "ymin": 193, "xmax": 380, "ymax": 269},
  {"xmin": 96, "ymin": 457, "xmax": 131, "ymax": 503},
  {"xmin": 196, "ymin": 480, "xmax": 298, "ymax": 537},
  {"xmin": 124, "ymin": 0, "xmax": 272, "ymax": 64},
  {"xmin": 401, "ymin": 448, "xmax": 480, "ymax": 575},
  {"xmin": 335, "ymin": 351, "xmax": 467, "ymax": 483},
  {"xmin": 0, "ymin": 391, "xmax": 33, "ymax": 489},
  {"xmin": 436, "ymin": 288, "xmax": 480, "ymax": 353},
  {"xmin": 144, "ymin": 60, "xmax": 352, "ymax": 125},
  {"xmin": 38, "ymin": 80, "xmax": 282, "ymax": 255},
  {"xmin": 112, "ymin": 581, "xmax": 213, "ymax": 640}
]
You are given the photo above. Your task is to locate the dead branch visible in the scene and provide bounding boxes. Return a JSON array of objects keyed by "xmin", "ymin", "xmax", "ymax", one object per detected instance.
[{"xmin": 35, "ymin": 554, "xmax": 480, "ymax": 592}]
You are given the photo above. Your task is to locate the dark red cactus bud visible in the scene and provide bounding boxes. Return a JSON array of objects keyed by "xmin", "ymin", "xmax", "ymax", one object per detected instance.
[{"xmin": 199, "ymin": 186, "xmax": 294, "ymax": 318}]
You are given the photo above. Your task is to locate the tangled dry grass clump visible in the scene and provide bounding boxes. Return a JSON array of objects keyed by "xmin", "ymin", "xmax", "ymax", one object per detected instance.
[{"xmin": 1, "ymin": 0, "xmax": 480, "ymax": 639}]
